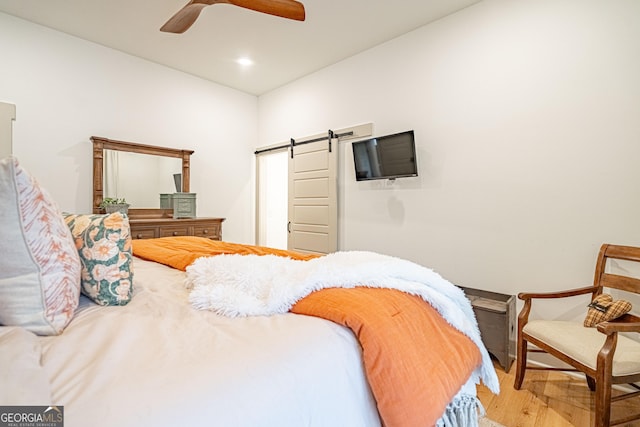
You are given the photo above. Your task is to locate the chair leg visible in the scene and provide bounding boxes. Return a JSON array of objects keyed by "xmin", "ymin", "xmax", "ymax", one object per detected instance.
[
  {"xmin": 514, "ymin": 336, "xmax": 528, "ymax": 389},
  {"xmin": 586, "ymin": 375, "xmax": 596, "ymax": 392},
  {"xmin": 594, "ymin": 376, "xmax": 612, "ymax": 427}
]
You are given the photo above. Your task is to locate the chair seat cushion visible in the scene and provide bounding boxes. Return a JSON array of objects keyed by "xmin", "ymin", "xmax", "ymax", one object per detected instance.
[{"xmin": 524, "ymin": 320, "xmax": 640, "ymax": 377}]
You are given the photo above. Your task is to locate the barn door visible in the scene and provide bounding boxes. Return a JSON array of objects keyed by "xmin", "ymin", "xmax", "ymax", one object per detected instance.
[{"xmin": 287, "ymin": 137, "xmax": 337, "ymax": 254}]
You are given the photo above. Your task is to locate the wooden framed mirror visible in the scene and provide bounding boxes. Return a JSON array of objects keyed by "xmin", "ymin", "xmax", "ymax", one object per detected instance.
[{"xmin": 91, "ymin": 136, "xmax": 194, "ymax": 218}]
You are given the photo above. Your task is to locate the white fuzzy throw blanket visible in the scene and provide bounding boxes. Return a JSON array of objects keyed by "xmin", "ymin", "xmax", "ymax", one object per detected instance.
[{"xmin": 186, "ymin": 250, "xmax": 500, "ymax": 393}]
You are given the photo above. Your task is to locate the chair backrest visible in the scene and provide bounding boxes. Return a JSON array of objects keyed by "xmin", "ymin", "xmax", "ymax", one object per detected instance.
[{"xmin": 593, "ymin": 244, "xmax": 640, "ymax": 294}]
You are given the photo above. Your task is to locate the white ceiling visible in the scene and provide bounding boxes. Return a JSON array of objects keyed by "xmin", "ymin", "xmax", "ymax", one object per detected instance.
[{"xmin": 0, "ymin": 0, "xmax": 480, "ymax": 95}]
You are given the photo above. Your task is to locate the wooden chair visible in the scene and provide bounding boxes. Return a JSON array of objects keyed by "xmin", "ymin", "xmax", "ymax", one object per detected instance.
[{"xmin": 514, "ymin": 244, "xmax": 640, "ymax": 427}]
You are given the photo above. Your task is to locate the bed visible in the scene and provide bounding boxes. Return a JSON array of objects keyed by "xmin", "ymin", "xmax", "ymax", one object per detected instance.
[{"xmin": 0, "ymin": 156, "xmax": 499, "ymax": 427}]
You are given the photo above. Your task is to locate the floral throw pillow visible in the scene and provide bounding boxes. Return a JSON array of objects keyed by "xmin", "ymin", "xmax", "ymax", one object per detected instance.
[{"xmin": 63, "ymin": 212, "xmax": 134, "ymax": 306}]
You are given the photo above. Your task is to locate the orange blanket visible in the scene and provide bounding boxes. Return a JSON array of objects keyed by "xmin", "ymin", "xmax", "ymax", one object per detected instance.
[
  {"xmin": 132, "ymin": 236, "xmax": 317, "ymax": 270},
  {"xmin": 132, "ymin": 237, "xmax": 482, "ymax": 426},
  {"xmin": 292, "ymin": 288, "xmax": 481, "ymax": 427}
]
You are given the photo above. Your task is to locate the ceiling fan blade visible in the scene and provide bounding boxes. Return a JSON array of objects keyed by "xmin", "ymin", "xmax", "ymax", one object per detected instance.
[
  {"xmin": 160, "ymin": 0, "xmax": 305, "ymax": 34},
  {"xmin": 160, "ymin": 2, "xmax": 210, "ymax": 34},
  {"xmin": 229, "ymin": 0, "xmax": 305, "ymax": 21}
]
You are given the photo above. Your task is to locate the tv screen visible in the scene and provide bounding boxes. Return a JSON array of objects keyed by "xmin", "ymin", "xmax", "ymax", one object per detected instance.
[{"xmin": 352, "ymin": 130, "xmax": 418, "ymax": 181}]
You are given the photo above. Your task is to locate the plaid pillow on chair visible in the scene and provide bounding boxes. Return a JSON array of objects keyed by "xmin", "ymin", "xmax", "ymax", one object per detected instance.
[{"xmin": 584, "ymin": 293, "xmax": 632, "ymax": 327}]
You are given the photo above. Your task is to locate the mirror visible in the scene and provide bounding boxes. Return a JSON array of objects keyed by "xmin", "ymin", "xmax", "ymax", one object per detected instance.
[
  {"xmin": 103, "ymin": 150, "xmax": 183, "ymax": 208},
  {"xmin": 92, "ymin": 136, "xmax": 194, "ymax": 217}
]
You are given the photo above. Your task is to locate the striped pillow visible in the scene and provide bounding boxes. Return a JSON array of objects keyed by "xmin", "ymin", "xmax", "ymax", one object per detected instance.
[{"xmin": 0, "ymin": 157, "xmax": 81, "ymax": 335}]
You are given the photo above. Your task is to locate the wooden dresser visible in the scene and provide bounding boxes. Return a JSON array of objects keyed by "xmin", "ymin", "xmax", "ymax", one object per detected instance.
[
  {"xmin": 92, "ymin": 137, "xmax": 226, "ymax": 242},
  {"xmin": 129, "ymin": 217, "xmax": 225, "ymax": 240}
]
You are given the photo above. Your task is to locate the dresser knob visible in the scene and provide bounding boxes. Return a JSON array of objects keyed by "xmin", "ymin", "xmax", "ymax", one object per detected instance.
[
  {"xmin": 202, "ymin": 229, "xmax": 208, "ymax": 234},
  {"xmin": 172, "ymin": 231, "xmax": 178, "ymax": 236},
  {"xmin": 136, "ymin": 234, "xmax": 143, "ymax": 239}
]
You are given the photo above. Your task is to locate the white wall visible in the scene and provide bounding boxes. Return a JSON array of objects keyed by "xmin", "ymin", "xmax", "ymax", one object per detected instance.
[
  {"xmin": 0, "ymin": 12, "xmax": 257, "ymax": 244},
  {"xmin": 258, "ymin": 0, "xmax": 640, "ymax": 317}
]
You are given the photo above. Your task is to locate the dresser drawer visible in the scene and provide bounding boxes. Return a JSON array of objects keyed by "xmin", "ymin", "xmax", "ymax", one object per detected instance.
[
  {"xmin": 194, "ymin": 224, "xmax": 220, "ymax": 240},
  {"xmin": 159, "ymin": 226, "xmax": 191, "ymax": 237},
  {"xmin": 131, "ymin": 228, "xmax": 158, "ymax": 240},
  {"xmin": 128, "ymin": 217, "xmax": 224, "ymax": 240}
]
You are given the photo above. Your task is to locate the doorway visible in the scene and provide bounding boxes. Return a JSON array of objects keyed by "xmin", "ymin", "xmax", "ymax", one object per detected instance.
[
  {"xmin": 0, "ymin": 102, "xmax": 16, "ymax": 158},
  {"xmin": 256, "ymin": 149, "xmax": 288, "ymax": 249}
]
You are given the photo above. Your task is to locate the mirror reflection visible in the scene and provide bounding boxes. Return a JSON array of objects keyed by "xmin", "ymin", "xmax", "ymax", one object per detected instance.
[{"xmin": 103, "ymin": 150, "xmax": 182, "ymax": 208}]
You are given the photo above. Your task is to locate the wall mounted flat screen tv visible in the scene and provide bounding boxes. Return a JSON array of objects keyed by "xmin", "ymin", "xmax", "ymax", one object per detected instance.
[{"xmin": 352, "ymin": 130, "xmax": 418, "ymax": 181}]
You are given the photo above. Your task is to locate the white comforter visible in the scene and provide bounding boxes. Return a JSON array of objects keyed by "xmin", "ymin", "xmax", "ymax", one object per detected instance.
[
  {"xmin": 1, "ymin": 258, "xmax": 382, "ymax": 427},
  {"xmin": 186, "ymin": 251, "xmax": 499, "ymax": 395}
]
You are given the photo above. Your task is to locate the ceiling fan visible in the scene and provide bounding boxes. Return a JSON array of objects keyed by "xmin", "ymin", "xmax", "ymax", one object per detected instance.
[{"xmin": 161, "ymin": 0, "xmax": 306, "ymax": 34}]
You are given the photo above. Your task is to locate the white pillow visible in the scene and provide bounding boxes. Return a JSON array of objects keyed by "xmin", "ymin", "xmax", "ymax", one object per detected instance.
[{"xmin": 0, "ymin": 157, "xmax": 81, "ymax": 335}]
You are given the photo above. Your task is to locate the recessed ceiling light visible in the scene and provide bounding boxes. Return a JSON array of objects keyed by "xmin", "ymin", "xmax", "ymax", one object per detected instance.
[{"xmin": 237, "ymin": 57, "xmax": 254, "ymax": 67}]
